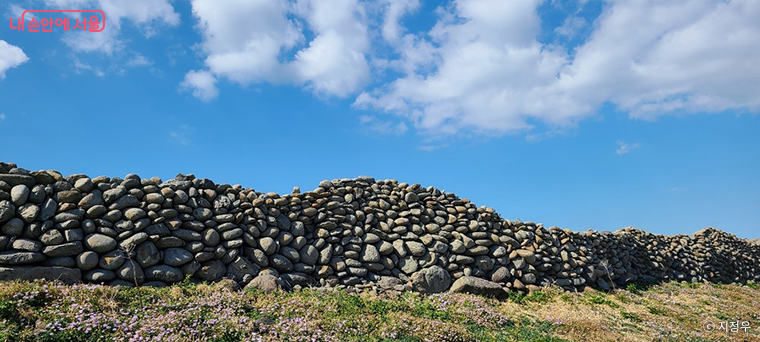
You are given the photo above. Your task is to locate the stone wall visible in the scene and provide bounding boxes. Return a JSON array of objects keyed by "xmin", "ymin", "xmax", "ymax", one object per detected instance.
[{"xmin": 0, "ymin": 162, "xmax": 758, "ymax": 293}]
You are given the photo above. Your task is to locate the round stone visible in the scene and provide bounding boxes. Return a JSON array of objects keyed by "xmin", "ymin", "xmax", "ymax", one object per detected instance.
[
  {"xmin": 135, "ymin": 242, "xmax": 160, "ymax": 268},
  {"xmin": 10, "ymin": 184, "xmax": 30, "ymax": 206},
  {"xmin": 405, "ymin": 241, "xmax": 426, "ymax": 257},
  {"xmin": 99, "ymin": 250, "xmax": 126, "ymax": 270},
  {"xmin": 2, "ymin": 216, "xmax": 24, "ymax": 237},
  {"xmin": 76, "ymin": 251, "xmax": 99, "ymax": 270},
  {"xmin": 195, "ymin": 260, "xmax": 226, "ymax": 281},
  {"xmin": 145, "ymin": 265, "xmax": 183, "ymax": 283},
  {"xmin": 299, "ymin": 245, "xmax": 319, "ymax": 266},
  {"xmin": 260, "ymin": 237, "xmax": 277, "ymax": 255},
  {"xmin": 84, "ymin": 234, "xmax": 117, "ymax": 253},
  {"xmin": 123, "ymin": 208, "xmax": 146, "ymax": 221},
  {"xmin": 202, "ymin": 228, "xmax": 220, "ymax": 246},
  {"xmin": 163, "ymin": 248, "xmax": 194, "ymax": 266},
  {"xmin": 270, "ymin": 254, "xmax": 293, "ymax": 273},
  {"xmin": 0, "ymin": 200, "xmax": 15, "ymax": 223}
]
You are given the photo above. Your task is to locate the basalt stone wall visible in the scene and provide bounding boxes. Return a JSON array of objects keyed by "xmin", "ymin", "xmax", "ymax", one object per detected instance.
[{"xmin": 0, "ymin": 162, "xmax": 758, "ymax": 292}]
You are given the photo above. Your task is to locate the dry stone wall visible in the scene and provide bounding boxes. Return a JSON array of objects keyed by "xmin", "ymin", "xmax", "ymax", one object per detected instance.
[{"xmin": 0, "ymin": 162, "xmax": 758, "ymax": 294}]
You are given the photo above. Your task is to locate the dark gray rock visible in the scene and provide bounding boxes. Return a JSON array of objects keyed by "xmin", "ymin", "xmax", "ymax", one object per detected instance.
[
  {"xmin": 163, "ymin": 248, "xmax": 194, "ymax": 267},
  {"xmin": 244, "ymin": 274, "xmax": 284, "ymax": 293},
  {"xmin": 76, "ymin": 251, "xmax": 98, "ymax": 270},
  {"xmin": 226, "ymin": 256, "xmax": 258, "ymax": 282},
  {"xmin": 119, "ymin": 232, "xmax": 149, "ymax": 251},
  {"xmin": 99, "ymin": 250, "xmax": 126, "ymax": 270},
  {"xmin": 449, "ymin": 276, "xmax": 507, "ymax": 298},
  {"xmin": 17, "ymin": 203, "xmax": 39, "ymax": 223},
  {"xmin": 116, "ymin": 261, "xmax": 144, "ymax": 284},
  {"xmin": 145, "ymin": 265, "xmax": 184, "ymax": 283},
  {"xmin": 2, "ymin": 218, "xmax": 23, "ymax": 236},
  {"xmin": 0, "ymin": 251, "xmax": 46, "ymax": 265},
  {"xmin": 270, "ymin": 254, "xmax": 293, "ymax": 273},
  {"xmin": 411, "ymin": 265, "xmax": 452, "ymax": 294},
  {"xmin": 84, "ymin": 269, "xmax": 116, "ymax": 282},
  {"xmin": 135, "ymin": 242, "xmax": 160, "ymax": 268},
  {"xmin": 42, "ymin": 242, "xmax": 83, "ymax": 257},
  {"xmin": 195, "ymin": 260, "xmax": 226, "ymax": 281},
  {"xmin": 84, "ymin": 234, "xmax": 117, "ymax": 253},
  {"xmin": 0, "ymin": 200, "xmax": 15, "ymax": 223},
  {"xmin": 0, "ymin": 266, "xmax": 81, "ymax": 284},
  {"xmin": 12, "ymin": 238, "xmax": 43, "ymax": 252}
]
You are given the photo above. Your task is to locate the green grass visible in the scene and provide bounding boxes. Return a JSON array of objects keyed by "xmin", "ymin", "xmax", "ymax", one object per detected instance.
[
  {"xmin": 0, "ymin": 280, "xmax": 759, "ymax": 342},
  {"xmin": 621, "ymin": 311, "xmax": 642, "ymax": 322},
  {"xmin": 583, "ymin": 292, "xmax": 620, "ymax": 308},
  {"xmin": 647, "ymin": 306, "xmax": 667, "ymax": 315}
]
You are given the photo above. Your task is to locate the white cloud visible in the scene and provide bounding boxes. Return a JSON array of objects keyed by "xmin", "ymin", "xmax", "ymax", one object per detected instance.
[
  {"xmin": 560, "ymin": 0, "xmax": 760, "ymax": 120},
  {"xmin": 126, "ymin": 53, "xmax": 151, "ymax": 67},
  {"xmin": 381, "ymin": 0, "xmax": 420, "ymax": 43},
  {"xmin": 0, "ymin": 113, "xmax": 6, "ymax": 122},
  {"xmin": 72, "ymin": 58, "xmax": 105, "ymax": 77},
  {"xmin": 291, "ymin": 0, "xmax": 371, "ymax": 97},
  {"xmin": 174, "ymin": 0, "xmax": 760, "ymax": 138},
  {"xmin": 169, "ymin": 125, "xmax": 194, "ymax": 146},
  {"xmin": 180, "ymin": 70, "xmax": 218, "ymax": 101},
  {"xmin": 9, "ymin": 4, "xmax": 34, "ymax": 19},
  {"xmin": 359, "ymin": 115, "xmax": 408, "ymax": 136},
  {"xmin": 357, "ymin": 0, "xmax": 760, "ymax": 136},
  {"xmin": 0, "ymin": 40, "xmax": 29, "ymax": 79},
  {"xmin": 356, "ymin": 0, "xmax": 567, "ymax": 134},
  {"xmin": 185, "ymin": 0, "xmax": 371, "ymax": 99},
  {"xmin": 43, "ymin": 0, "xmax": 180, "ymax": 54},
  {"xmin": 554, "ymin": 16, "xmax": 585, "ymax": 38},
  {"xmin": 616, "ymin": 141, "xmax": 640, "ymax": 156}
]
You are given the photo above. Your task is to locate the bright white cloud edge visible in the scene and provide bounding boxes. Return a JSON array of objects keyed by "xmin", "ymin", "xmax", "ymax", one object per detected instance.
[
  {"xmin": 0, "ymin": 40, "xmax": 29, "ymax": 79},
  {"xmin": 179, "ymin": 0, "xmax": 760, "ymax": 137}
]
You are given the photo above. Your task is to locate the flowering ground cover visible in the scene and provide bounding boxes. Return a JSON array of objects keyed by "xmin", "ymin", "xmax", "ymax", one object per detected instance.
[{"xmin": 0, "ymin": 279, "xmax": 758, "ymax": 341}]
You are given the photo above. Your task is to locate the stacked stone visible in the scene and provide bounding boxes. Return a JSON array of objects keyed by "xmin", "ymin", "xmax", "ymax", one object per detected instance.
[{"xmin": 1, "ymin": 162, "xmax": 758, "ymax": 293}]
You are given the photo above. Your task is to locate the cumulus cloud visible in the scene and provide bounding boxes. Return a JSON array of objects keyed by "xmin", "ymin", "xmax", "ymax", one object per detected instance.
[
  {"xmin": 359, "ymin": 115, "xmax": 408, "ymax": 136},
  {"xmin": 126, "ymin": 53, "xmax": 151, "ymax": 67},
  {"xmin": 0, "ymin": 40, "xmax": 29, "ymax": 79},
  {"xmin": 43, "ymin": 0, "xmax": 180, "ymax": 54},
  {"xmin": 560, "ymin": 0, "xmax": 760, "ymax": 120},
  {"xmin": 554, "ymin": 15, "xmax": 585, "ymax": 38},
  {"xmin": 381, "ymin": 0, "xmax": 420, "ymax": 43},
  {"xmin": 616, "ymin": 141, "xmax": 640, "ymax": 156},
  {"xmin": 72, "ymin": 58, "xmax": 105, "ymax": 77},
  {"xmin": 184, "ymin": 0, "xmax": 371, "ymax": 100},
  {"xmin": 356, "ymin": 0, "xmax": 567, "ymax": 135},
  {"xmin": 177, "ymin": 0, "xmax": 760, "ymax": 138},
  {"xmin": 357, "ymin": 0, "xmax": 760, "ymax": 136},
  {"xmin": 180, "ymin": 70, "xmax": 219, "ymax": 102},
  {"xmin": 169, "ymin": 125, "xmax": 194, "ymax": 146}
]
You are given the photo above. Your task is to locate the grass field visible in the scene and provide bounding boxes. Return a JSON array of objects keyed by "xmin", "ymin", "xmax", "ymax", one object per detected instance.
[{"xmin": 0, "ymin": 279, "xmax": 758, "ymax": 341}]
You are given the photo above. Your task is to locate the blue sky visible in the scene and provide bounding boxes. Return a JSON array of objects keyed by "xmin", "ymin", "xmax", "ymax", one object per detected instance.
[{"xmin": 1, "ymin": 0, "xmax": 758, "ymax": 239}]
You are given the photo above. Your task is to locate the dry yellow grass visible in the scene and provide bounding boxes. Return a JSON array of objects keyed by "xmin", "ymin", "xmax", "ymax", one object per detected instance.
[
  {"xmin": 0, "ymin": 279, "xmax": 758, "ymax": 341},
  {"xmin": 500, "ymin": 282, "xmax": 760, "ymax": 341}
]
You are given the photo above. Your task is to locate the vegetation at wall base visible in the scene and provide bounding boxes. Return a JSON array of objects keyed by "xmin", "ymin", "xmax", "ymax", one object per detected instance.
[{"xmin": 0, "ymin": 280, "xmax": 758, "ymax": 342}]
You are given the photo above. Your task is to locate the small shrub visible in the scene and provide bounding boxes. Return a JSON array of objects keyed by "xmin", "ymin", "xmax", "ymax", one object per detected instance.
[
  {"xmin": 507, "ymin": 291, "xmax": 526, "ymax": 304},
  {"xmin": 526, "ymin": 291, "xmax": 552, "ymax": 304},
  {"xmin": 584, "ymin": 293, "xmax": 620, "ymax": 308},
  {"xmin": 647, "ymin": 306, "xmax": 667, "ymax": 315},
  {"xmin": 621, "ymin": 311, "xmax": 642, "ymax": 322}
]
